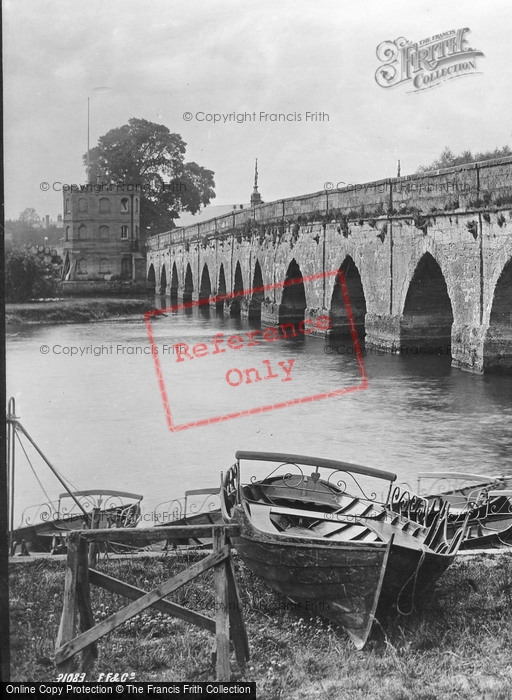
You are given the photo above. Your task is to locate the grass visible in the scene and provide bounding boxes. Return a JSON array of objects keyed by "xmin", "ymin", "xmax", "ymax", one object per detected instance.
[
  {"xmin": 9, "ymin": 552, "xmax": 512, "ymax": 698},
  {"xmin": 6, "ymin": 297, "xmax": 156, "ymax": 324}
]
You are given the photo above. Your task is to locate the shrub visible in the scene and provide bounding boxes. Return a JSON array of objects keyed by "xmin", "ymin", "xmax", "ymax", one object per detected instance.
[{"xmin": 5, "ymin": 246, "xmax": 57, "ymax": 302}]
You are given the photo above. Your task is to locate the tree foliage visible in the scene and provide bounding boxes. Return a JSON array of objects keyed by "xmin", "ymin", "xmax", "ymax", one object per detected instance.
[
  {"xmin": 19, "ymin": 207, "xmax": 41, "ymax": 227},
  {"xmin": 417, "ymin": 145, "xmax": 512, "ymax": 173},
  {"xmin": 5, "ymin": 245, "xmax": 56, "ymax": 302},
  {"xmin": 84, "ymin": 118, "xmax": 216, "ymax": 235},
  {"xmin": 5, "ymin": 213, "xmax": 62, "ymax": 248}
]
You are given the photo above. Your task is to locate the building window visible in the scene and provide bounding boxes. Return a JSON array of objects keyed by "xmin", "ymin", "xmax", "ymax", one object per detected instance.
[
  {"xmin": 78, "ymin": 198, "xmax": 87, "ymax": 212},
  {"xmin": 135, "ymin": 198, "xmax": 139, "ymax": 213},
  {"xmin": 121, "ymin": 198, "xmax": 129, "ymax": 212},
  {"xmin": 65, "ymin": 199, "xmax": 70, "ymax": 214},
  {"xmin": 78, "ymin": 225, "xmax": 88, "ymax": 240},
  {"xmin": 99, "ymin": 225, "xmax": 109, "ymax": 239},
  {"xmin": 99, "ymin": 197, "xmax": 110, "ymax": 213},
  {"xmin": 135, "ymin": 225, "xmax": 139, "ymax": 238},
  {"xmin": 77, "ymin": 258, "xmax": 87, "ymax": 274},
  {"xmin": 65, "ymin": 226, "xmax": 70, "ymax": 241},
  {"xmin": 121, "ymin": 225, "xmax": 129, "ymax": 239},
  {"xmin": 99, "ymin": 258, "xmax": 110, "ymax": 274}
]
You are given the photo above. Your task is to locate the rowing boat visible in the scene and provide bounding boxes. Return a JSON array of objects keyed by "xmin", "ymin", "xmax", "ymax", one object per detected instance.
[
  {"xmin": 13, "ymin": 489, "xmax": 143, "ymax": 554},
  {"xmin": 417, "ymin": 472, "xmax": 512, "ymax": 549},
  {"xmin": 221, "ymin": 451, "xmax": 467, "ymax": 649}
]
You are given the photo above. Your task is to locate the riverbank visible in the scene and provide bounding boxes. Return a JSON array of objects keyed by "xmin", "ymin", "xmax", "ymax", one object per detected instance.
[
  {"xmin": 9, "ymin": 551, "xmax": 512, "ymax": 698},
  {"xmin": 6, "ymin": 298, "xmax": 156, "ymax": 325}
]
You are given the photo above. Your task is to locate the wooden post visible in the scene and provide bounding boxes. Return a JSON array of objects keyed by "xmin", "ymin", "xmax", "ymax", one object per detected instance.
[
  {"xmin": 226, "ymin": 557, "xmax": 250, "ymax": 668},
  {"xmin": 213, "ymin": 527, "xmax": 230, "ymax": 681},
  {"xmin": 88, "ymin": 507, "xmax": 100, "ymax": 567},
  {"xmin": 76, "ymin": 537, "xmax": 97, "ymax": 672},
  {"xmin": 56, "ymin": 531, "xmax": 80, "ymax": 673}
]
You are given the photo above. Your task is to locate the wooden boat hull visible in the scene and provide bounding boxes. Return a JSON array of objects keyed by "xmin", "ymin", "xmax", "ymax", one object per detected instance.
[
  {"xmin": 12, "ymin": 491, "xmax": 143, "ymax": 555},
  {"xmin": 232, "ymin": 506, "xmax": 390, "ymax": 649},
  {"xmin": 222, "ymin": 451, "xmax": 464, "ymax": 648},
  {"xmin": 231, "ymin": 504, "xmax": 455, "ymax": 646}
]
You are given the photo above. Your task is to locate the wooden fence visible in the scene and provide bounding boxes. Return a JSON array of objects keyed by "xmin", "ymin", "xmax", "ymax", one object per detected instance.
[{"xmin": 54, "ymin": 524, "xmax": 249, "ymax": 680}]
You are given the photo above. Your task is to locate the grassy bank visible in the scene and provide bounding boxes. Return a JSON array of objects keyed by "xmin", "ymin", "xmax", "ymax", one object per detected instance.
[
  {"xmin": 6, "ymin": 298, "xmax": 156, "ymax": 324},
  {"xmin": 9, "ymin": 552, "xmax": 512, "ymax": 698}
]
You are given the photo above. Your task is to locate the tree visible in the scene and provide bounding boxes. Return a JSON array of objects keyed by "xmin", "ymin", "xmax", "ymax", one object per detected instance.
[
  {"xmin": 84, "ymin": 118, "xmax": 216, "ymax": 235},
  {"xmin": 5, "ymin": 245, "xmax": 56, "ymax": 302},
  {"xmin": 417, "ymin": 145, "xmax": 512, "ymax": 173},
  {"xmin": 19, "ymin": 208, "xmax": 41, "ymax": 227}
]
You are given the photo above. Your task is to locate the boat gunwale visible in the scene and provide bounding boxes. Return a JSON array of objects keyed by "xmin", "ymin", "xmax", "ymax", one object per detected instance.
[{"xmin": 235, "ymin": 451, "xmax": 397, "ymax": 483}]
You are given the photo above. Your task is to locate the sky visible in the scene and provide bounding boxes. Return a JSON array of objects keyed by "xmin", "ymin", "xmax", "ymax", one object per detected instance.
[{"xmin": 3, "ymin": 0, "xmax": 512, "ymax": 224}]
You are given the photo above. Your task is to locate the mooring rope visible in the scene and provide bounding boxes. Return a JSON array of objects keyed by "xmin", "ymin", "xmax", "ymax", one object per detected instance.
[
  {"xmin": 396, "ymin": 549, "xmax": 426, "ymax": 616},
  {"xmin": 15, "ymin": 430, "xmax": 54, "ymax": 509}
]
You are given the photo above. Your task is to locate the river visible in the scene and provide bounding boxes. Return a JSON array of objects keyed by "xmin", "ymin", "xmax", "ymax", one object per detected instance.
[{"xmin": 6, "ymin": 307, "xmax": 512, "ymax": 526}]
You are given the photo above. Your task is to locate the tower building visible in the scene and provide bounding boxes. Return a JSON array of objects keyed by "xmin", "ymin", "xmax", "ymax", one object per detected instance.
[{"xmin": 62, "ymin": 184, "xmax": 145, "ymax": 282}]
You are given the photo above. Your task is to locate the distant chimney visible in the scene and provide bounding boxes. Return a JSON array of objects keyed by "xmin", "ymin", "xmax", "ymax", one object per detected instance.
[{"xmin": 45, "ymin": 215, "xmax": 50, "ymax": 229}]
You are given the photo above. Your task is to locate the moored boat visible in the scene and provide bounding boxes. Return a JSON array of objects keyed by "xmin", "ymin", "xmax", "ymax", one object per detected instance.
[
  {"xmin": 221, "ymin": 451, "xmax": 467, "ymax": 649},
  {"xmin": 418, "ymin": 472, "xmax": 512, "ymax": 549},
  {"xmin": 13, "ymin": 489, "xmax": 143, "ymax": 554}
]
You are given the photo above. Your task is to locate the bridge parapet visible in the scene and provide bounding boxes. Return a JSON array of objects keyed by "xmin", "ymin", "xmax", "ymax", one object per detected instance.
[{"xmin": 152, "ymin": 156, "xmax": 512, "ymax": 249}]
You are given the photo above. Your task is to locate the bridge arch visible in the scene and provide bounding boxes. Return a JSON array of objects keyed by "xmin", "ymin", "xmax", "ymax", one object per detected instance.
[
  {"xmin": 329, "ymin": 256, "xmax": 366, "ymax": 340},
  {"xmin": 249, "ymin": 260, "xmax": 264, "ymax": 322},
  {"xmin": 199, "ymin": 264, "xmax": 212, "ymax": 300},
  {"xmin": 199, "ymin": 263, "xmax": 212, "ymax": 315},
  {"xmin": 170, "ymin": 262, "xmax": 178, "ymax": 306},
  {"xmin": 183, "ymin": 263, "xmax": 194, "ymax": 305},
  {"xmin": 147, "ymin": 263, "xmax": 156, "ymax": 292},
  {"xmin": 484, "ymin": 256, "xmax": 512, "ymax": 373},
  {"xmin": 279, "ymin": 259, "xmax": 307, "ymax": 327},
  {"xmin": 231, "ymin": 261, "xmax": 244, "ymax": 317},
  {"xmin": 216, "ymin": 264, "xmax": 227, "ymax": 314},
  {"xmin": 400, "ymin": 252, "xmax": 453, "ymax": 353},
  {"xmin": 160, "ymin": 264, "xmax": 168, "ymax": 296}
]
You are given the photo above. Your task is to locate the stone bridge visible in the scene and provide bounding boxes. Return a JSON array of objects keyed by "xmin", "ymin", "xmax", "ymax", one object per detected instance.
[{"xmin": 147, "ymin": 157, "xmax": 512, "ymax": 374}]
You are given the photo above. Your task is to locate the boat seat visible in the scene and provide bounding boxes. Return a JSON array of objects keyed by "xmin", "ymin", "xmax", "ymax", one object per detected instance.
[
  {"xmin": 318, "ymin": 522, "xmax": 355, "ymax": 538},
  {"xmin": 333, "ymin": 498, "xmax": 375, "ymax": 516},
  {"xmin": 347, "ymin": 527, "xmax": 380, "ymax": 542},
  {"xmin": 246, "ymin": 503, "xmax": 278, "ymax": 533}
]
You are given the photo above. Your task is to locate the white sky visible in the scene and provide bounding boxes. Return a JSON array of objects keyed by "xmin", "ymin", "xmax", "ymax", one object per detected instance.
[{"xmin": 3, "ymin": 0, "xmax": 511, "ymax": 222}]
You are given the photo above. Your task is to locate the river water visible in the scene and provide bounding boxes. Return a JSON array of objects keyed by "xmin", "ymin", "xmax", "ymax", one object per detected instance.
[{"xmin": 6, "ymin": 307, "xmax": 512, "ymax": 526}]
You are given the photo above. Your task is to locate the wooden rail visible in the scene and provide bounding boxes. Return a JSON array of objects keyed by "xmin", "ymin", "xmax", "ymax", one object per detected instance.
[{"xmin": 54, "ymin": 524, "xmax": 249, "ymax": 680}]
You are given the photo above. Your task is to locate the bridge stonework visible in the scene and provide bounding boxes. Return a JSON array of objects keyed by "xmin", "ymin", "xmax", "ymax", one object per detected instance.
[{"xmin": 147, "ymin": 157, "xmax": 512, "ymax": 374}]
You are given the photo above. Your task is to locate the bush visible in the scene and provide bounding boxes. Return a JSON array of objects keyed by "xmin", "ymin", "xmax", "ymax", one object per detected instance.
[{"xmin": 5, "ymin": 246, "xmax": 57, "ymax": 302}]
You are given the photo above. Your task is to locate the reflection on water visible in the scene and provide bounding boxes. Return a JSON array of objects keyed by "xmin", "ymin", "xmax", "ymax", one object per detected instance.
[{"xmin": 6, "ymin": 308, "xmax": 512, "ymax": 524}]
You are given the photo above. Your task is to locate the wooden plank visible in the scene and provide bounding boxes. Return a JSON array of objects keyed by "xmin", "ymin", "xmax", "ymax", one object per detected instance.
[
  {"xmin": 213, "ymin": 529, "xmax": 230, "ymax": 681},
  {"xmin": 226, "ymin": 557, "xmax": 250, "ymax": 666},
  {"xmin": 88, "ymin": 507, "xmax": 101, "ymax": 568},
  {"xmin": 55, "ymin": 531, "xmax": 80, "ymax": 672},
  {"xmin": 76, "ymin": 538, "xmax": 97, "ymax": 672},
  {"xmin": 69, "ymin": 524, "xmax": 240, "ymax": 543},
  {"xmin": 89, "ymin": 569, "xmax": 215, "ymax": 633},
  {"xmin": 55, "ymin": 545, "xmax": 229, "ymax": 665}
]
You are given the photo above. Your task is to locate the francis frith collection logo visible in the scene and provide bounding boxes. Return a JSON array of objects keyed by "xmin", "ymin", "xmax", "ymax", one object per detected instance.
[{"xmin": 375, "ymin": 28, "xmax": 484, "ymax": 92}]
